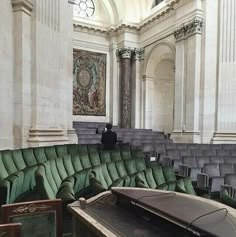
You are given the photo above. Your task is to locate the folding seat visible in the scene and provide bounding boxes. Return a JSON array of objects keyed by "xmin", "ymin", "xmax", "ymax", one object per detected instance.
[
  {"xmin": 216, "ymin": 149, "xmax": 229, "ymax": 156},
  {"xmin": 106, "ymin": 162, "xmax": 122, "ymax": 183},
  {"xmin": 179, "ymin": 149, "xmax": 191, "ymax": 158},
  {"xmin": 165, "ymin": 143, "xmax": 176, "ymax": 149},
  {"xmin": 151, "ymin": 165, "xmax": 168, "ymax": 190},
  {"xmin": 209, "ymin": 156, "xmax": 224, "ymax": 164},
  {"xmin": 44, "ymin": 146, "xmax": 58, "ymax": 160},
  {"xmin": 224, "ymin": 174, "xmax": 236, "ymax": 189},
  {"xmin": 190, "ymin": 149, "xmax": 202, "ymax": 156},
  {"xmin": 54, "ymin": 145, "xmax": 68, "ymax": 157},
  {"xmin": 197, "ymin": 163, "xmax": 224, "ymax": 192},
  {"xmin": 219, "ymin": 163, "xmax": 234, "ymax": 177},
  {"xmin": 162, "ymin": 166, "xmax": 176, "ymax": 191},
  {"xmin": 202, "ymin": 149, "xmax": 216, "ymax": 156},
  {"xmin": 195, "ymin": 156, "xmax": 209, "ymax": 168},
  {"xmin": 175, "ymin": 177, "xmax": 196, "ymax": 195},
  {"xmin": 99, "ymin": 150, "xmax": 111, "ymax": 163},
  {"xmin": 62, "ymin": 155, "xmax": 76, "ymax": 177},
  {"xmin": 110, "ymin": 150, "xmax": 122, "ymax": 161},
  {"xmin": 115, "ymin": 160, "xmax": 128, "ymax": 178},
  {"xmin": 155, "ymin": 144, "xmax": 166, "ymax": 155},
  {"xmin": 187, "ymin": 144, "xmax": 198, "ymax": 150},
  {"xmin": 132, "ymin": 149, "xmax": 145, "ymax": 159},
  {"xmin": 175, "ymin": 143, "xmax": 187, "ymax": 149},
  {"xmin": 119, "ymin": 143, "xmax": 131, "ymax": 151},
  {"xmin": 179, "ymin": 157, "xmax": 201, "ymax": 182},
  {"xmin": 77, "ymin": 144, "xmax": 88, "ymax": 154},
  {"xmin": 198, "ymin": 144, "xmax": 210, "ymax": 150},
  {"xmin": 220, "ymin": 188, "xmax": 236, "ymax": 208},
  {"xmin": 33, "ymin": 147, "xmax": 47, "ymax": 163},
  {"xmin": 222, "ymin": 144, "xmax": 236, "ymax": 150},
  {"xmin": 224, "ymin": 156, "xmax": 236, "ymax": 164},
  {"xmin": 135, "ymin": 158, "xmax": 146, "ymax": 172},
  {"xmin": 230, "ymin": 150, "xmax": 236, "ymax": 156},
  {"xmin": 124, "ymin": 159, "xmax": 138, "ymax": 176},
  {"xmin": 166, "ymin": 149, "xmax": 179, "ymax": 160}
]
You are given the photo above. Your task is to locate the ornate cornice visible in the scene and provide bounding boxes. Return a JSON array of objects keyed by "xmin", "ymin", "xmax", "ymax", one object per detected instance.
[
  {"xmin": 73, "ymin": 0, "xmax": 180, "ymax": 35},
  {"xmin": 11, "ymin": 0, "xmax": 33, "ymax": 16},
  {"xmin": 174, "ymin": 17, "xmax": 203, "ymax": 41}
]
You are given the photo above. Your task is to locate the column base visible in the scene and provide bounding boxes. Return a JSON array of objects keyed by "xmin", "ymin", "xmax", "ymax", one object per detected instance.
[
  {"xmin": 212, "ymin": 132, "xmax": 236, "ymax": 144},
  {"xmin": 171, "ymin": 130, "xmax": 200, "ymax": 143},
  {"xmin": 67, "ymin": 129, "xmax": 78, "ymax": 144},
  {"xmin": 28, "ymin": 128, "xmax": 69, "ymax": 147}
]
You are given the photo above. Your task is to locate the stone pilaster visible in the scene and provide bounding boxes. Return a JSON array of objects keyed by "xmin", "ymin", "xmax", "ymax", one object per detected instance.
[
  {"xmin": 12, "ymin": 0, "xmax": 33, "ymax": 147},
  {"xmin": 117, "ymin": 48, "xmax": 133, "ymax": 128},
  {"xmin": 171, "ymin": 17, "xmax": 203, "ymax": 143},
  {"xmin": 132, "ymin": 48, "xmax": 145, "ymax": 128}
]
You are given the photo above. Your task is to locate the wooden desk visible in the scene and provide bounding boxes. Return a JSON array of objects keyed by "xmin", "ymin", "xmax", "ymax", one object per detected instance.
[{"xmin": 68, "ymin": 188, "xmax": 236, "ymax": 237}]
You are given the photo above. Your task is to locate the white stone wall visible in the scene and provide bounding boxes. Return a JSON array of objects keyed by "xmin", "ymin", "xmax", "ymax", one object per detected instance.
[{"xmin": 0, "ymin": 1, "xmax": 14, "ymax": 149}]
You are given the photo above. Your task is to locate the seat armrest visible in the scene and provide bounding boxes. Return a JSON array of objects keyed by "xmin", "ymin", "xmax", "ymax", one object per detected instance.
[
  {"xmin": 220, "ymin": 184, "xmax": 233, "ymax": 197},
  {"xmin": 178, "ymin": 164, "xmax": 189, "ymax": 177},
  {"xmin": 197, "ymin": 173, "xmax": 209, "ymax": 189}
]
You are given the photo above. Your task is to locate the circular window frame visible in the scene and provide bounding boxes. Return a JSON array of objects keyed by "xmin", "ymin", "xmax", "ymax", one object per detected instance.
[{"xmin": 73, "ymin": 0, "xmax": 95, "ymax": 18}]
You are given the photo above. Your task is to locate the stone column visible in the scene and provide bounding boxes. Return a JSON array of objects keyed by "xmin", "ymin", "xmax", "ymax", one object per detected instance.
[
  {"xmin": 28, "ymin": 0, "xmax": 71, "ymax": 146},
  {"xmin": 0, "ymin": 1, "xmax": 14, "ymax": 149},
  {"xmin": 117, "ymin": 48, "xmax": 133, "ymax": 128},
  {"xmin": 12, "ymin": 0, "xmax": 33, "ymax": 148},
  {"xmin": 143, "ymin": 76, "xmax": 154, "ymax": 129},
  {"xmin": 132, "ymin": 48, "xmax": 145, "ymax": 128},
  {"xmin": 212, "ymin": 0, "xmax": 236, "ymax": 143},
  {"xmin": 171, "ymin": 17, "xmax": 203, "ymax": 143}
]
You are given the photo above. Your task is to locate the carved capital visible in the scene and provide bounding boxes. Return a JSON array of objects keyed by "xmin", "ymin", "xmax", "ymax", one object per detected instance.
[
  {"xmin": 174, "ymin": 17, "xmax": 203, "ymax": 42},
  {"xmin": 116, "ymin": 48, "xmax": 133, "ymax": 59},
  {"xmin": 12, "ymin": 0, "xmax": 33, "ymax": 15},
  {"xmin": 133, "ymin": 48, "xmax": 145, "ymax": 61}
]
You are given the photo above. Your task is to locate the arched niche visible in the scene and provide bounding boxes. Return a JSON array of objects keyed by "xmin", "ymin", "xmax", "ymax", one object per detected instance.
[{"xmin": 144, "ymin": 42, "xmax": 175, "ymax": 134}]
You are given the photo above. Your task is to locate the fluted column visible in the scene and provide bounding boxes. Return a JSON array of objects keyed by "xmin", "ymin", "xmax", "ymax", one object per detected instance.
[
  {"xmin": 132, "ymin": 48, "xmax": 145, "ymax": 128},
  {"xmin": 0, "ymin": 1, "xmax": 14, "ymax": 149},
  {"xmin": 212, "ymin": 0, "xmax": 236, "ymax": 143},
  {"xmin": 12, "ymin": 0, "xmax": 33, "ymax": 148},
  {"xmin": 171, "ymin": 17, "xmax": 203, "ymax": 143},
  {"xmin": 117, "ymin": 48, "xmax": 133, "ymax": 128}
]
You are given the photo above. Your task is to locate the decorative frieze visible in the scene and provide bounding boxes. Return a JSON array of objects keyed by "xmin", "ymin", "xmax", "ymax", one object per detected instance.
[
  {"xmin": 11, "ymin": 0, "xmax": 33, "ymax": 16},
  {"xmin": 174, "ymin": 17, "xmax": 203, "ymax": 42}
]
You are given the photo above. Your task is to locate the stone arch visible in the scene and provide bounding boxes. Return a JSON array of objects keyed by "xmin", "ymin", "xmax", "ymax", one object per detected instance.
[{"xmin": 143, "ymin": 41, "xmax": 175, "ymax": 134}]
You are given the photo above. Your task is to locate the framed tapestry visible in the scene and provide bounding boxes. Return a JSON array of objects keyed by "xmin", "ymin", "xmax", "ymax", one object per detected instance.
[{"xmin": 73, "ymin": 49, "xmax": 106, "ymax": 116}]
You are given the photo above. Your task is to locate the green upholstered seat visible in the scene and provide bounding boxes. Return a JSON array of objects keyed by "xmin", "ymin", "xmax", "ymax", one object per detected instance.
[
  {"xmin": 71, "ymin": 154, "xmax": 83, "ymax": 173},
  {"xmin": 33, "ymin": 147, "xmax": 47, "ymax": 163},
  {"xmin": 99, "ymin": 150, "xmax": 111, "ymax": 163},
  {"xmin": 35, "ymin": 159, "xmax": 75, "ymax": 201},
  {"xmin": 132, "ymin": 149, "xmax": 145, "ymax": 159},
  {"xmin": 89, "ymin": 163, "xmax": 124, "ymax": 195},
  {"xmin": 176, "ymin": 177, "xmax": 196, "ymax": 195},
  {"xmin": 87, "ymin": 144, "xmax": 98, "ymax": 153},
  {"xmin": 77, "ymin": 144, "xmax": 88, "ymax": 154},
  {"xmin": 62, "ymin": 155, "xmax": 76, "ymax": 177},
  {"xmin": 22, "ymin": 148, "xmax": 37, "ymax": 166},
  {"xmin": 124, "ymin": 159, "xmax": 138, "ymax": 175},
  {"xmin": 44, "ymin": 146, "xmax": 58, "ymax": 160},
  {"xmin": 1, "ymin": 150, "xmax": 25, "ymax": 202},
  {"xmin": 66, "ymin": 144, "xmax": 78, "ymax": 156},
  {"xmin": 55, "ymin": 145, "xmax": 68, "ymax": 157},
  {"xmin": 79, "ymin": 153, "xmax": 92, "ymax": 169},
  {"xmin": 12, "ymin": 149, "xmax": 37, "ymax": 193},
  {"xmin": 220, "ymin": 189, "xmax": 236, "ymax": 208},
  {"xmin": 120, "ymin": 150, "xmax": 132, "ymax": 160},
  {"xmin": 115, "ymin": 160, "xmax": 128, "ymax": 178},
  {"xmin": 88, "ymin": 152, "xmax": 101, "ymax": 167},
  {"xmin": 110, "ymin": 150, "xmax": 122, "ymax": 161},
  {"xmin": 135, "ymin": 158, "xmax": 146, "ymax": 172}
]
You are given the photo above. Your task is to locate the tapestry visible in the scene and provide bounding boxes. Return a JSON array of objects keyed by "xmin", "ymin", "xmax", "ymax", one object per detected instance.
[{"xmin": 73, "ymin": 49, "xmax": 106, "ymax": 116}]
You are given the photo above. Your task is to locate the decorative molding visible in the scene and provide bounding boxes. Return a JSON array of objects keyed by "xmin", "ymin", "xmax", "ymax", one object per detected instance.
[
  {"xmin": 11, "ymin": 0, "xmax": 33, "ymax": 16},
  {"xmin": 174, "ymin": 17, "xmax": 203, "ymax": 42},
  {"xmin": 73, "ymin": 0, "xmax": 180, "ymax": 35},
  {"xmin": 12, "ymin": 204, "xmax": 52, "ymax": 214}
]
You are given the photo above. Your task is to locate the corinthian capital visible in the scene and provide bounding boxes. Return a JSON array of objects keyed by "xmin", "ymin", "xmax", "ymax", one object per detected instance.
[
  {"xmin": 174, "ymin": 17, "xmax": 203, "ymax": 42},
  {"xmin": 116, "ymin": 48, "xmax": 133, "ymax": 59},
  {"xmin": 133, "ymin": 48, "xmax": 145, "ymax": 60}
]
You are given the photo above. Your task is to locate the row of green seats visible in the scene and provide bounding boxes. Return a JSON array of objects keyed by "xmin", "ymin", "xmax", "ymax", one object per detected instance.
[{"xmin": 0, "ymin": 143, "xmax": 143, "ymax": 204}]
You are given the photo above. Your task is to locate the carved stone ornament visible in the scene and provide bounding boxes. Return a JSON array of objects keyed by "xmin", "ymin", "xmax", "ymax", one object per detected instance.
[
  {"xmin": 12, "ymin": 204, "xmax": 52, "ymax": 214},
  {"xmin": 174, "ymin": 17, "xmax": 203, "ymax": 42},
  {"xmin": 133, "ymin": 48, "xmax": 145, "ymax": 60},
  {"xmin": 116, "ymin": 48, "xmax": 133, "ymax": 59}
]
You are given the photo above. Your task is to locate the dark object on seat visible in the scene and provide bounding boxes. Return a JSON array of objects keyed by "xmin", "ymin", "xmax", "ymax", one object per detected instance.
[
  {"xmin": 101, "ymin": 123, "xmax": 117, "ymax": 150},
  {"xmin": 1, "ymin": 199, "xmax": 62, "ymax": 237}
]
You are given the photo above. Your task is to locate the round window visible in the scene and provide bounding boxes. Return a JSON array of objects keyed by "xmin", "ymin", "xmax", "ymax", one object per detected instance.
[{"xmin": 73, "ymin": 0, "xmax": 95, "ymax": 18}]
